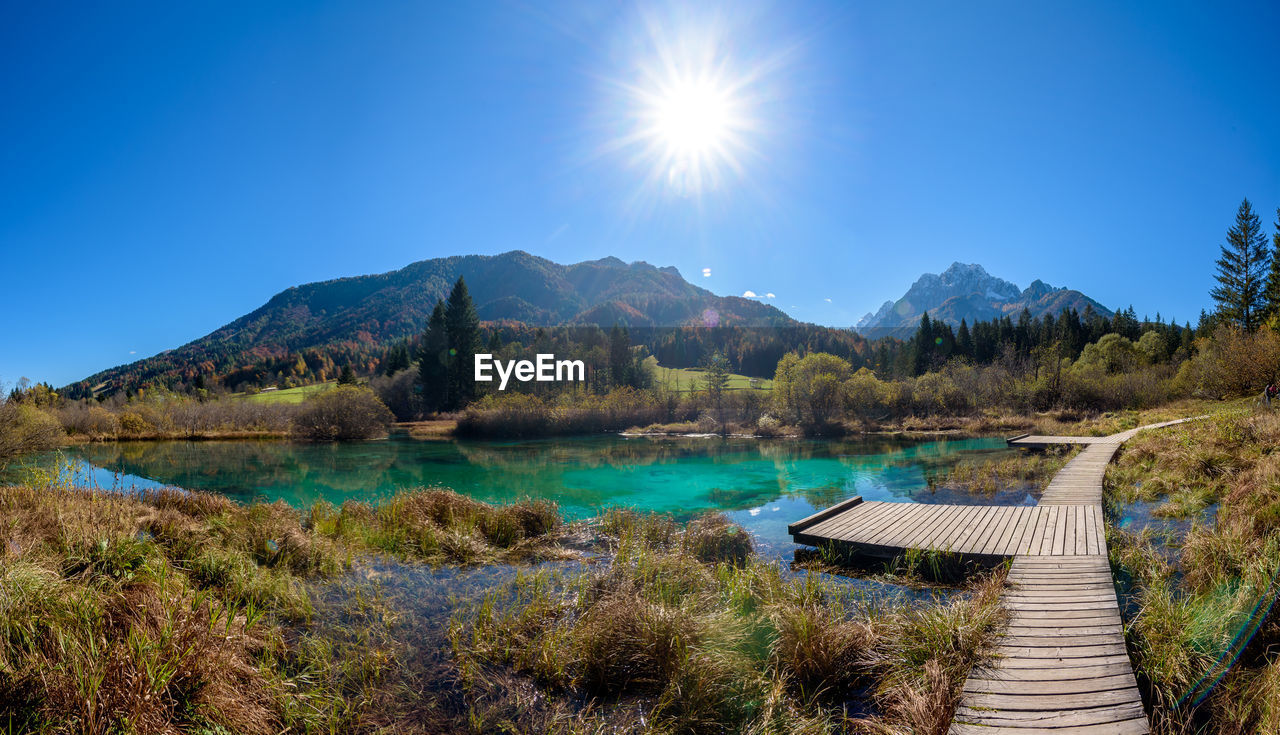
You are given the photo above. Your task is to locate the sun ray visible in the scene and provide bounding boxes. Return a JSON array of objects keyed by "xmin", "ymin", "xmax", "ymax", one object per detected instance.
[{"xmin": 607, "ymin": 12, "xmax": 765, "ymax": 199}]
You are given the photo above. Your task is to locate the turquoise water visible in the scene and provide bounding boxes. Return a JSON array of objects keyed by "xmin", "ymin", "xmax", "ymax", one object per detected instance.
[{"xmin": 13, "ymin": 434, "xmax": 1019, "ymax": 557}]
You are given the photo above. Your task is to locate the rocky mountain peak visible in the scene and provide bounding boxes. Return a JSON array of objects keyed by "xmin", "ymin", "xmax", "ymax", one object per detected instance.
[{"xmin": 855, "ymin": 264, "xmax": 1110, "ymax": 337}]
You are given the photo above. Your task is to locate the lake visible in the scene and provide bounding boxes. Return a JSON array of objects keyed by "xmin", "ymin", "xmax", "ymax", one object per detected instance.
[{"xmin": 11, "ymin": 433, "xmax": 1031, "ymax": 558}]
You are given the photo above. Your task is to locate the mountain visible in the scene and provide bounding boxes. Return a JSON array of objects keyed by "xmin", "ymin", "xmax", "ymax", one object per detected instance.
[
  {"xmin": 73, "ymin": 251, "xmax": 797, "ymax": 395},
  {"xmin": 854, "ymin": 263, "xmax": 1112, "ymax": 338}
]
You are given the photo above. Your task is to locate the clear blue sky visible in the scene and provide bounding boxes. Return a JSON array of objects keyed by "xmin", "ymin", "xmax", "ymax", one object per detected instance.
[{"xmin": 2, "ymin": 1, "xmax": 1278, "ymax": 387}]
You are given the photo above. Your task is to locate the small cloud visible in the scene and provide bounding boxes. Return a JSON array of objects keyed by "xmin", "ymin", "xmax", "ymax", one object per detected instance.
[
  {"xmin": 743, "ymin": 290, "xmax": 758, "ymax": 297},
  {"xmin": 824, "ymin": 298, "xmax": 832, "ymax": 303},
  {"xmin": 701, "ymin": 268, "xmax": 712, "ymax": 277},
  {"xmin": 765, "ymin": 292, "xmax": 776, "ymax": 299},
  {"xmin": 129, "ymin": 350, "xmax": 137, "ymax": 354}
]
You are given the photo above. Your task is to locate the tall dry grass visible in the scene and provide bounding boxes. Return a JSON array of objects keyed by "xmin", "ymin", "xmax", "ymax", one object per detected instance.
[
  {"xmin": 1108, "ymin": 408, "xmax": 1280, "ymax": 734},
  {"xmin": 450, "ymin": 509, "xmax": 1008, "ymax": 734}
]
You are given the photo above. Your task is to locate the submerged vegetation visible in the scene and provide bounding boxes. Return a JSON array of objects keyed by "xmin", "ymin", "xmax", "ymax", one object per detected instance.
[
  {"xmin": 935, "ymin": 444, "xmax": 1080, "ymax": 494},
  {"xmin": 1107, "ymin": 410, "xmax": 1280, "ymax": 734}
]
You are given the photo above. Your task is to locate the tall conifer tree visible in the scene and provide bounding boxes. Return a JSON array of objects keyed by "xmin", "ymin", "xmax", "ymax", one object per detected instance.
[
  {"xmin": 956, "ymin": 319, "xmax": 973, "ymax": 359},
  {"xmin": 1211, "ymin": 198, "xmax": 1270, "ymax": 330},
  {"xmin": 444, "ymin": 277, "xmax": 480, "ymax": 409},
  {"xmin": 418, "ymin": 301, "xmax": 448, "ymax": 412}
]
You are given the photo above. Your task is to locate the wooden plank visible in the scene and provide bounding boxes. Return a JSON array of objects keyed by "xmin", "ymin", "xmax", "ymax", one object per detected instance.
[
  {"xmin": 1075, "ymin": 505, "xmax": 1089, "ymax": 554},
  {"xmin": 1052, "ymin": 504, "xmax": 1069, "ymax": 555},
  {"xmin": 964, "ymin": 674, "xmax": 1141, "ymax": 696},
  {"xmin": 1034, "ymin": 506, "xmax": 1058, "ymax": 555},
  {"xmin": 995, "ymin": 644, "xmax": 1131, "ymax": 659},
  {"xmin": 1001, "ymin": 634, "xmax": 1126, "ymax": 647},
  {"xmin": 1015, "ymin": 506, "xmax": 1048, "ymax": 555},
  {"xmin": 955, "ymin": 702, "xmax": 1145, "ymax": 726},
  {"xmin": 967, "ymin": 505, "xmax": 1006, "ymax": 555},
  {"xmin": 856, "ymin": 503, "xmax": 928, "ymax": 546},
  {"xmin": 967, "ymin": 662, "xmax": 1136, "ymax": 680},
  {"xmin": 953, "ymin": 506, "xmax": 1001, "ymax": 554},
  {"xmin": 821, "ymin": 503, "xmax": 904, "ymax": 545},
  {"xmin": 962, "ymin": 505, "xmax": 1004, "ymax": 555},
  {"xmin": 993, "ymin": 660, "xmax": 1136, "ymax": 670},
  {"xmin": 1009, "ymin": 573, "xmax": 1115, "ymax": 583},
  {"xmin": 970, "ymin": 506, "xmax": 1013, "ymax": 553},
  {"xmin": 918, "ymin": 504, "xmax": 972, "ymax": 551},
  {"xmin": 1000, "ymin": 505, "xmax": 1035, "ymax": 555},
  {"xmin": 1006, "ymin": 624, "xmax": 1122, "ymax": 636},
  {"xmin": 1011, "ymin": 610, "xmax": 1122, "ymax": 622},
  {"xmin": 876, "ymin": 503, "xmax": 950, "ymax": 548},
  {"xmin": 951, "ymin": 719, "xmax": 1149, "ymax": 735},
  {"xmin": 808, "ymin": 501, "xmax": 890, "ymax": 540},
  {"xmin": 787, "ymin": 495, "xmax": 864, "ymax": 535},
  {"xmin": 956, "ymin": 700, "xmax": 1144, "ymax": 721},
  {"xmin": 1064, "ymin": 504, "xmax": 1078, "ymax": 555},
  {"xmin": 980, "ymin": 506, "xmax": 1021, "ymax": 555},
  {"xmin": 930, "ymin": 504, "xmax": 980, "ymax": 552}
]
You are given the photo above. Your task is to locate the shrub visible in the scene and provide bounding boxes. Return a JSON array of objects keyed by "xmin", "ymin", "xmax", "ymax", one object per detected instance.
[
  {"xmin": 772, "ymin": 352, "xmax": 852, "ymax": 427},
  {"xmin": 369, "ymin": 369, "xmax": 419, "ymax": 421},
  {"xmin": 55, "ymin": 402, "xmax": 119, "ymax": 438},
  {"xmin": 1174, "ymin": 325, "xmax": 1280, "ymax": 399},
  {"xmin": 457, "ymin": 387, "xmax": 670, "ymax": 438},
  {"xmin": 0, "ymin": 402, "xmax": 62, "ymax": 465},
  {"xmin": 116, "ymin": 410, "xmax": 152, "ymax": 436},
  {"xmin": 682, "ymin": 513, "xmax": 752, "ymax": 566},
  {"xmin": 291, "ymin": 385, "xmax": 394, "ymax": 441}
]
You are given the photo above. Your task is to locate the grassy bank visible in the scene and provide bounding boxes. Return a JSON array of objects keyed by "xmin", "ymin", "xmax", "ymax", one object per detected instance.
[
  {"xmin": 1106, "ymin": 408, "xmax": 1280, "ymax": 734},
  {"xmin": 0, "ymin": 477, "xmax": 568, "ymax": 733},
  {"xmin": 451, "ymin": 509, "xmax": 1008, "ymax": 734},
  {"xmin": 0, "ymin": 477, "xmax": 1009, "ymax": 734}
]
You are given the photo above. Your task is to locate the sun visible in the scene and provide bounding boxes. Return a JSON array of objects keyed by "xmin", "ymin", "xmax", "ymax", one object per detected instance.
[
  {"xmin": 626, "ymin": 62, "xmax": 753, "ymax": 197},
  {"xmin": 605, "ymin": 17, "xmax": 766, "ymax": 198},
  {"xmin": 595, "ymin": 7, "xmax": 793, "ymax": 203},
  {"xmin": 652, "ymin": 77, "xmax": 734, "ymax": 158}
]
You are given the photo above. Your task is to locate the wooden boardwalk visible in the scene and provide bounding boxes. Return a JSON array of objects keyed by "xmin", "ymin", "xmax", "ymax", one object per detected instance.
[
  {"xmin": 1007, "ymin": 434, "xmax": 1112, "ymax": 448},
  {"xmin": 951, "ymin": 554, "xmax": 1147, "ymax": 734},
  {"xmin": 790, "ymin": 418, "xmax": 1200, "ymax": 734},
  {"xmin": 790, "ymin": 501, "xmax": 1106, "ymax": 558}
]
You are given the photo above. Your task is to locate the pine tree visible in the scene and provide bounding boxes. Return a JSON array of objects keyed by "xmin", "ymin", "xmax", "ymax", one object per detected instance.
[
  {"xmin": 418, "ymin": 301, "xmax": 448, "ymax": 412},
  {"xmin": 1211, "ymin": 198, "xmax": 1270, "ymax": 330},
  {"xmin": 338, "ymin": 365, "xmax": 357, "ymax": 385},
  {"xmin": 1264, "ymin": 206, "xmax": 1280, "ymax": 324},
  {"xmin": 912, "ymin": 313, "xmax": 934, "ymax": 375},
  {"xmin": 444, "ymin": 277, "xmax": 480, "ymax": 409},
  {"xmin": 608, "ymin": 325, "xmax": 632, "ymax": 388},
  {"xmin": 383, "ymin": 340, "xmax": 411, "ymax": 376},
  {"xmin": 956, "ymin": 319, "xmax": 973, "ymax": 359}
]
